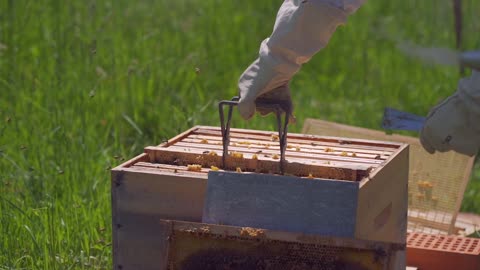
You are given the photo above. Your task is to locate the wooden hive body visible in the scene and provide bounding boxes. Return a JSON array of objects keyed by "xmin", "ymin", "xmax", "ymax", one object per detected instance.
[
  {"xmin": 111, "ymin": 126, "xmax": 409, "ymax": 270},
  {"xmin": 162, "ymin": 220, "xmax": 405, "ymax": 270}
]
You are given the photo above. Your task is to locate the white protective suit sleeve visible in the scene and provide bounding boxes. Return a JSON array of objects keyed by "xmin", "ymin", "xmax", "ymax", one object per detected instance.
[
  {"xmin": 238, "ymin": 0, "xmax": 366, "ymax": 120},
  {"xmin": 420, "ymin": 71, "xmax": 480, "ymax": 156}
]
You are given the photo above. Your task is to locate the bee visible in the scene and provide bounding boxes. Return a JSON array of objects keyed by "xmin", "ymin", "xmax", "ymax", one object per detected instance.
[
  {"xmin": 238, "ymin": 141, "xmax": 251, "ymax": 145},
  {"xmin": 230, "ymin": 152, "xmax": 244, "ymax": 159},
  {"xmin": 187, "ymin": 164, "xmax": 202, "ymax": 172}
]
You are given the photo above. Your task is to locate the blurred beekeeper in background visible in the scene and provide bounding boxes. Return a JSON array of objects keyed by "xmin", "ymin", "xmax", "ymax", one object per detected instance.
[{"xmin": 237, "ymin": 0, "xmax": 480, "ymax": 156}]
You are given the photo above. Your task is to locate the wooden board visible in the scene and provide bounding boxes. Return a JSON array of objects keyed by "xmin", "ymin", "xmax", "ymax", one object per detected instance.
[
  {"xmin": 456, "ymin": 212, "xmax": 480, "ymax": 236},
  {"xmin": 406, "ymin": 211, "xmax": 480, "ymax": 236}
]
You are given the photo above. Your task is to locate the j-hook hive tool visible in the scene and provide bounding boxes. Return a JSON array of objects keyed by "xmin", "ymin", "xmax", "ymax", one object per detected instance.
[{"xmin": 218, "ymin": 96, "xmax": 291, "ymax": 174}]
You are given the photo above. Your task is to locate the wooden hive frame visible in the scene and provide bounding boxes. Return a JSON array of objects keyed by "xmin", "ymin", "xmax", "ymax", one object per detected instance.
[
  {"xmin": 143, "ymin": 126, "xmax": 402, "ymax": 180},
  {"xmin": 111, "ymin": 126, "xmax": 409, "ymax": 270}
]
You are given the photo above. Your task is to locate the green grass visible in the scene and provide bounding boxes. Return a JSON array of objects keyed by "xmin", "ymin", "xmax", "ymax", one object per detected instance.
[{"xmin": 1, "ymin": 0, "xmax": 479, "ymax": 268}]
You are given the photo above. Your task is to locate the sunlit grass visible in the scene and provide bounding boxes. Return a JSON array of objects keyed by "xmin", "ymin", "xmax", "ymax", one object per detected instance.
[{"xmin": 1, "ymin": 0, "xmax": 479, "ymax": 268}]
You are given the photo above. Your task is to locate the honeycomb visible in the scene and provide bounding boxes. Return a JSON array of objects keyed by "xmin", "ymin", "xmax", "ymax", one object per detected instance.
[{"xmin": 168, "ymin": 231, "xmax": 392, "ymax": 270}]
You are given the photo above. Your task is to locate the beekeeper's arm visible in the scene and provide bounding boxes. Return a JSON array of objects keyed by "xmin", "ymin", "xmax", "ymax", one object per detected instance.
[
  {"xmin": 238, "ymin": 0, "xmax": 366, "ymax": 120},
  {"xmin": 420, "ymin": 71, "xmax": 480, "ymax": 156}
]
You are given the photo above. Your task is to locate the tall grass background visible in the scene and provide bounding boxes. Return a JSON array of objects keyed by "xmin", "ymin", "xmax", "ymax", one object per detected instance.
[{"xmin": 1, "ymin": 0, "xmax": 479, "ymax": 268}]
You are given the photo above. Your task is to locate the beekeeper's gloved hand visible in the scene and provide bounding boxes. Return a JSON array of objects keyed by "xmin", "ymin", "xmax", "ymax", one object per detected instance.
[
  {"xmin": 420, "ymin": 71, "xmax": 480, "ymax": 156},
  {"xmin": 238, "ymin": 0, "xmax": 366, "ymax": 121}
]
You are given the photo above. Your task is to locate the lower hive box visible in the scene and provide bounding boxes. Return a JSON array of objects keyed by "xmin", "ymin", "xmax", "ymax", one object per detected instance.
[
  {"xmin": 111, "ymin": 126, "xmax": 409, "ymax": 270},
  {"xmin": 162, "ymin": 220, "xmax": 405, "ymax": 270}
]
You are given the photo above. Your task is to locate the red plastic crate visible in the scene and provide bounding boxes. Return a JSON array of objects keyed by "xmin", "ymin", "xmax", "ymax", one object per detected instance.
[{"xmin": 407, "ymin": 232, "xmax": 480, "ymax": 270}]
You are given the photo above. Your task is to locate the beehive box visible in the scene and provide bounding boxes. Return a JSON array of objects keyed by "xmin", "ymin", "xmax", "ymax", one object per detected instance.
[{"xmin": 111, "ymin": 126, "xmax": 409, "ymax": 270}]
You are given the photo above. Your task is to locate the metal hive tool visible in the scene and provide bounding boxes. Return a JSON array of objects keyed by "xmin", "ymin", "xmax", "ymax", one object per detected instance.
[{"xmin": 218, "ymin": 96, "xmax": 291, "ymax": 174}]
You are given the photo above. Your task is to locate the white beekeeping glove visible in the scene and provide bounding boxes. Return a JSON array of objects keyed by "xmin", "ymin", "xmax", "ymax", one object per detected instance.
[
  {"xmin": 420, "ymin": 71, "xmax": 480, "ymax": 156},
  {"xmin": 238, "ymin": 0, "xmax": 365, "ymax": 120}
]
